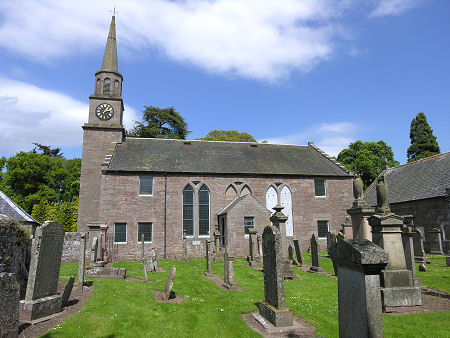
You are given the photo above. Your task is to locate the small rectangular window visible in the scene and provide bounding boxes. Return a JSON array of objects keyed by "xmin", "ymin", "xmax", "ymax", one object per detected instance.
[
  {"xmin": 317, "ymin": 220, "xmax": 329, "ymax": 238},
  {"xmin": 114, "ymin": 223, "xmax": 127, "ymax": 243},
  {"xmin": 244, "ymin": 217, "xmax": 255, "ymax": 235},
  {"xmin": 314, "ymin": 179, "xmax": 326, "ymax": 197},
  {"xmin": 138, "ymin": 222, "xmax": 152, "ymax": 242},
  {"xmin": 139, "ymin": 176, "xmax": 153, "ymax": 195}
]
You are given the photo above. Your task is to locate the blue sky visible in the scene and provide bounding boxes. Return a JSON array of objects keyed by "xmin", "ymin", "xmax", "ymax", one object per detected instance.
[{"xmin": 0, "ymin": 0, "xmax": 448, "ymax": 164}]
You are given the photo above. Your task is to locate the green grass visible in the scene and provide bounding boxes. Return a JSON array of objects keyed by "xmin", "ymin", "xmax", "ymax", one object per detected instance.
[
  {"xmin": 48, "ymin": 257, "xmax": 449, "ymax": 337},
  {"xmin": 427, "ymin": 254, "xmax": 447, "ymax": 266},
  {"xmin": 416, "ymin": 261, "xmax": 450, "ymax": 293}
]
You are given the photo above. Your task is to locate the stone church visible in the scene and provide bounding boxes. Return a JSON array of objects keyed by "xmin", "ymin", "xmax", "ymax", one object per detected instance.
[{"xmin": 78, "ymin": 16, "xmax": 354, "ymax": 260}]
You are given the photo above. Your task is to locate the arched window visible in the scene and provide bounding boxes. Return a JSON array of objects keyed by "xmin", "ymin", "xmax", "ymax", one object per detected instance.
[
  {"xmin": 198, "ymin": 185, "xmax": 210, "ymax": 236},
  {"xmin": 95, "ymin": 78, "xmax": 101, "ymax": 94},
  {"xmin": 241, "ymin": 185, "xmax": 251, "ymax": 195},
  {"xmin": 182, "ymin": 185, "xmax": 194, "ymax": 236},
  {"xmin": 103, "ymin": 78, "xmax": 111, "ymax": 94},
  {"xmin": 280, "ymin": 186, "xmax": 293, "ymax": 236},
  {"xmin": 266, "ymin": 186, "xmax": 278, "ymax": 215},
  {"xmin": 225, "ymin": 184, "xmax": 237, "ymax": 198}
]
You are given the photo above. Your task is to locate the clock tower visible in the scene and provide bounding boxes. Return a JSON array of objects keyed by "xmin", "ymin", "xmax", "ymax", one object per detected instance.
[{"xmin": 78, "ymin": 15, "xmax": 125, "ymax": 232}]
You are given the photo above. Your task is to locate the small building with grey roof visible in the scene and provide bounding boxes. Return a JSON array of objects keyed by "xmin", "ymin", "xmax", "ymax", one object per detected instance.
[{"xmin": 0, "ymin": 191, "xmax": 40, "ymax": 235}]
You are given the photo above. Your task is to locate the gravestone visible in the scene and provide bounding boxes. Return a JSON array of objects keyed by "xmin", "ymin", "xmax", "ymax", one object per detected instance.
[
  {"xmin": 258, "ymin": 225, "xmax": 293, "ymax": 327},
  {"xmin": 205, "ymin": 240, "xmax": 212, "ymax": 275},
  {"xmin": 182, "ymin": 230, "xmax": 188, "ymax": 261},
  {"xmin": 257, "ymin": 235, "xmax": 263, "ymax": 257},
  {"xmin": 369, "ymin": 213, "xmax": 421, "ymax": 307},
  {"xmin": 223, "ymin": 247, "xmax": 236, "ymax": 289},
  {"xmin": 213, "ymin": 228, "xmax": 221, "ymax": 258},
  {"xmin": 247, "ymin": 229, "xmax": 259, "ymax": 268},
  {"xmin": 327, "ymin": 232, "xmax": 338, "ymax": 275},
  {"xmin": 100, "ymin": 224, "xmax": 109, "ymax": 262},
  {"xmin": 21, "ymin": 221, "xmax": 65, "ymax": 320},
  {"xmin": 332, "ymin": 240, "xmax": 388, "ymax": 338},
  {"xmin": 61, "ymin": 276, "xmax": 75, "ymax": 307},
  {"xmin": 293, "ymin": 239, "xmax": 303, "ymax": 266},
  {"xmin": 412, "ymin": 228, "xmax": 427, "ymax": 262},
  {"xmin": 270, "ymin": 205, "xmax": 295, "ymax": 279},
  {"xmin": 288, "ymin": 244, "xmax": 297, "ymax": 265},
  {"xmin": 163, "ymin": 267, "xmax": 176, "ymax": 301},
  {"xmin": 145, "ymin": 249, "xmax": 158, "ymax": 273},
  {"xmin": 446, "ymin": 255, "xmax": 450, "ymax": 267},
  {"xmin": 90, "ymin": 236, "xmax": 98, "ymax": 265},
  {"xmin": 77, "ymin": 232, "xmax": 87, "ymax": 290},
  {"xmin": 401, "ymin": 220, "xmax": 420, "ymax": 286},
  {"xmin": 0, "ymin": 273, "xmax": 19, "ymax": 338},
  {"xmin": 426, "ymin": 228, "xmax": 443, "ymax": 255},
  {"xmin": 309, "ymin": 234, "xmax": 323, "ymax": 272}
]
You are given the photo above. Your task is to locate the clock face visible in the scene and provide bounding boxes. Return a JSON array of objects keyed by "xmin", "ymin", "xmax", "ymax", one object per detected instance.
[{"xmin": 95, "ymin": 103, "xmax": 114, "ymax": 121}]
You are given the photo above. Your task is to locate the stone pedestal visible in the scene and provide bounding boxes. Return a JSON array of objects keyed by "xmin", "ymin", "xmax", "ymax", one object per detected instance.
[
  {"xmin": 332, "ymin": 240, "xmax": 388, "ymax": 338},
  {"xmin": 205, "ymin": 240, "xmax": 212, "ymax": 275},
  {"xmin": 20, "ymin": 295, "xmax": 62, "ymax": 321},
  {"xmin": 258, "ymin": 301, "xmax": 293, "ymax": 328},
  {"xmin": 369, "ymin": 214, "xmax": 421, "ymax": 308},
  {"xmin": 426, "ymin": 228, "xmax": 444, "ymax": 255},
  {"xmin": 401, "ymin": 225, "xmax": 421, "ymax": 286},
  {"xmin": 347, "ymin": 205, "xmax": 375, "ymax": 241},
  {"xmin": 100, "ymin": 224, "xmax": 109, "ymax": 263},
  {"xmin": 247, "ymin": 229, "xmax": 258, "ymax": 267},
  {"xmin": 223, "ymin": 248, "xmax": 236, "ymax": 289},
  {"xmin": 213, "ymin": 229, "xmax": 221, "ymax": 257}
]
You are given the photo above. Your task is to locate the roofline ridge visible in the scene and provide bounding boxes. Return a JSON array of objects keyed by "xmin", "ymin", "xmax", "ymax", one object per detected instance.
[
  {"xmin": 394, "ymin": 151, "xmax": 449, "ymax": 169},
  {"xmin": 102, "ymin": 141, "xmax": 121, "ymax": 168},
  {"xmin": 126, "ymin": 137, "xmax": 312, "ymax": 147},
  {"xmin": 0, "ymin": 190, "xmax": 36, "ymax": 223},
  {"xmin": 307, "ymin": 142, "xmax": 352, "ymax": 174}
]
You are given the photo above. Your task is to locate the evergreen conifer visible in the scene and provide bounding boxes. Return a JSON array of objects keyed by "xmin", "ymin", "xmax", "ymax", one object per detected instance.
[{"xmin": 407, "ymin": 112, "xmax": 440, "ymax": 162}]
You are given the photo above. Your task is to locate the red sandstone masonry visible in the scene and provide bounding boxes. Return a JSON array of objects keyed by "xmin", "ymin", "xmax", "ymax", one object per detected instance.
[{"xmin": 99, "ymin": 174, "xmax": 353, "ymax": 260}]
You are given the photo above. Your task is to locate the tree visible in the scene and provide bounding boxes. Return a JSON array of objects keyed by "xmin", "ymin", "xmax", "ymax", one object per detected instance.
[
  {"xmin": 198, "ymin": 130, "xmax": 257, "ymax": 142},
  {"xmin": 407, "ymin": 112, "xmax": 440, "ymax": 162},
  {"xmin": 127, "ymin": 106, "xmax": 189, "ymax": 139},
  {"xmin": 1, "ymin": 151, "xmax": 68, "ymax": 213},
  {"xmin": 32, "ymin": 143, "xmax": 63, "ymax": 157},
  {"xmin": 60, "ymin": 158, "xmax": 81, "ymax": 202},
  {"xmin": 337, "ymin": 140, "xmax": 399, "ymax": 188}
]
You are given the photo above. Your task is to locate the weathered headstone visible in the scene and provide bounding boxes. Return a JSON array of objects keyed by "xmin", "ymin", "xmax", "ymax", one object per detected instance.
[
  {"xmin": 270, "ymin": 205, "xmax": 295, "ymax": 279},
  {"xmin": 77, "ymin": 232, "xmax": 87, "ymax": 290},
  {"xmin": 426, "ymin": 228, "xmax": 444, "ymax": 255},
  {"xmin": 369, "ymin": 213, "xmax": 421, "ymax": 307},
  {"xmin": 412, "ymin": 228, "xmax": 426, "ymax": 262},
  {"xmin": 205, "ymin": 240, "xmax": 212, "ymax": 275},
  {"xmin": 418, "ymin": 263, "xmax": 427, "ymax": 272},
  {"xmin": 182, "ymin": 230, "xmax": 188, "ymax": 261},
  {"xmin": 21, "ymin": 221, "xmax": 65, "ymax": 320},
  {"xmin": 145, "ymin": 249, "xmax": 158, "ymax": 273},
  {"xmin": 347, "ymin": 176, "xmax": 375, "ymax": 241},
  {"xmin": 258, "ymin": 225, "xmax": 293, "ymax": 327},
  {"xmin": 247, "ymin": 229, "xmax": 260, "ymax": 268},
  {"xmin": 163, "ymin": 267, "xmax": 176, "ymax": 301},
  {"xmin": 401, "ymin": 218, "xmax": 421, "ymax": 286},
  {"xmin": 141, "ymin": 234, "xmax": 145, "ymax": 262},
  {"xmin": 0, "ymin": 273, "xmax": 19, "ymax": 338},
  {"xmin": 61, "ymin": 276, "xmax": 75, "ymax": 307},
  {"xmin": 100, "ymin": 224, "xmax": 109, "ymax": 263},
  {"xmin": 90, "ymin": 236, "xmax": 98, "ymax": 265},
  {"xmin": 327, "ymin": 232, "xmax": 338, "ymax": 275},
  {"xmin": 213, "ymin": 228, "xmax": 221, "ymax": 258},
  {"xmin": 293, "ymin": 239, "xmax": 303, "ymax": 266},
  {"xmin": 309, "ymin": 234, "xmax": 323, "ymax": 272},
  {"xmin": 223, "ymin": 247, "xmax": 236, "ymax": 289},
  {"xmin": 257, "ymin": 235, "xmax": 263, "ymax": 257},
  {"xmin": 288, "ymin": 244, "xmax": 296, "ymax": 265},
  {"xmin": 332, "ymin": 240, "xmax": 388, "ymax": 338}
]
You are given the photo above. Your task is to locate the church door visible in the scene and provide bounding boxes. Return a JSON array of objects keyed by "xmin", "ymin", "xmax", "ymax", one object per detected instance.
[{"xmin": 219, "ymin": 216, "xmax": 227, "ymax": 246}]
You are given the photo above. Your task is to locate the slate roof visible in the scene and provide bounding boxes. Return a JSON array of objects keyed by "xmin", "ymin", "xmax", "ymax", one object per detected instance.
[
  {"xmin": 106, "ymin": 138, "xmax": 352, "ymax": 177},
  {"xmin": 0, "ymin": 191, "xmax": 39, "ymax": 224},
  {"xmin": 218, "ymin": 193, "xmax": 250, "ymax": 215},
  {"xmin": 364, "ymin": 152, "xmax": 450, "ymax": 205}
]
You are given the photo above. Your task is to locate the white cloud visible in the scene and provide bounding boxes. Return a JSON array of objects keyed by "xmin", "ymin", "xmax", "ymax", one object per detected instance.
[
  {"xmin": 260, "ymin": 122, "xmax": 357, "ymax": 157},
  {"xmin": 370, "ymin": 0, "xmax": 419, "ymax": 17},
  {"xmin": 0, "ymin": 77, "xmax": 137, "ymax": 155},
  {"xmin": 0, "ymin": 1, "xmax": 363, "ymax": 82}
]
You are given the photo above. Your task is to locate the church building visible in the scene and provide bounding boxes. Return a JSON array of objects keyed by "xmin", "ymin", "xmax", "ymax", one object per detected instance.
[{"xmin": 78, "ymin": 16, "xmax": 354, "ymax": 260}]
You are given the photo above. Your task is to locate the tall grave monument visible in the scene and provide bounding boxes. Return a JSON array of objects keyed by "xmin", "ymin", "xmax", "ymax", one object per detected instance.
[
  {"xmin": 368, "ymin": 175, "xmax": 421, "ymax": 308},
  {"xmin": 347, "ymin": 175, "xmax": 375, "ymax": 241},
  {"xmin": 270, "ymin": 205, "xmax": 295, "ymax": 279}
]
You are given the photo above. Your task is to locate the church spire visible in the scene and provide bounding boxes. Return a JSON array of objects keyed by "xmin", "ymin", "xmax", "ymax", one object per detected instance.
[{"xmin": 101, "ymin": 16, "xmax": 118, "ymax": 73}]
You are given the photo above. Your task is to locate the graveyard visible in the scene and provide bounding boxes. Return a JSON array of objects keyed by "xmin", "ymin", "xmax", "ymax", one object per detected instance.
[{"xmin": 19, "ymin": 253, "xmax": 447, "ymax": 337}]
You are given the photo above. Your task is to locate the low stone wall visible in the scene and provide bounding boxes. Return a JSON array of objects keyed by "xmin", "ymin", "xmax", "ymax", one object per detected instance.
[{"xmin": 62, "ymin": 232, "xmax": 82, "ymax": 263}]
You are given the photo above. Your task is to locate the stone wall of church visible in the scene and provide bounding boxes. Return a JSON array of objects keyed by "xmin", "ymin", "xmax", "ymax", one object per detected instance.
[{"xmin": 98, "ymin": 173, "xmax": 353, "ymax": 260}]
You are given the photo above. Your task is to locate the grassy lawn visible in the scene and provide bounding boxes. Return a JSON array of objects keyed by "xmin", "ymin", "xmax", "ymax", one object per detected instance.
[{"xmin": 47, "ymin": 257, "xmax": 449, "ymax": 337}]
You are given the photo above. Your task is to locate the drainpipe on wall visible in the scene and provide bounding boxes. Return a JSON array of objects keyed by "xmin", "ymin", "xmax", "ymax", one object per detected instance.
[{"xmin": 164, "ymin": 172, "xmax": 167, "ymax": 259}]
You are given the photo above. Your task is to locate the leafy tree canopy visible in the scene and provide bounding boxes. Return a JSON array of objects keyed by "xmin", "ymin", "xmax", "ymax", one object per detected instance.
[
  {"xmin": 32, "ymin": 143, "xmax": 63, "ymax": 157},
  {"xmin": 127, "ymin": 106, "xmax": 190, "ymax": 139},
  {"xmin": 407, "ymin": 112, "xmax": 440, "ymax": 162},
  {"xmin": 197, "ymin": 130, "xmax": 257, "ymax": 142},
  {"xmin": 337, "ymin": 140, "xmax": 399, "ymax": 188},
  {"xmin": 1, "ymin": 146, "xmax": 81, "ymax": 213}
]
